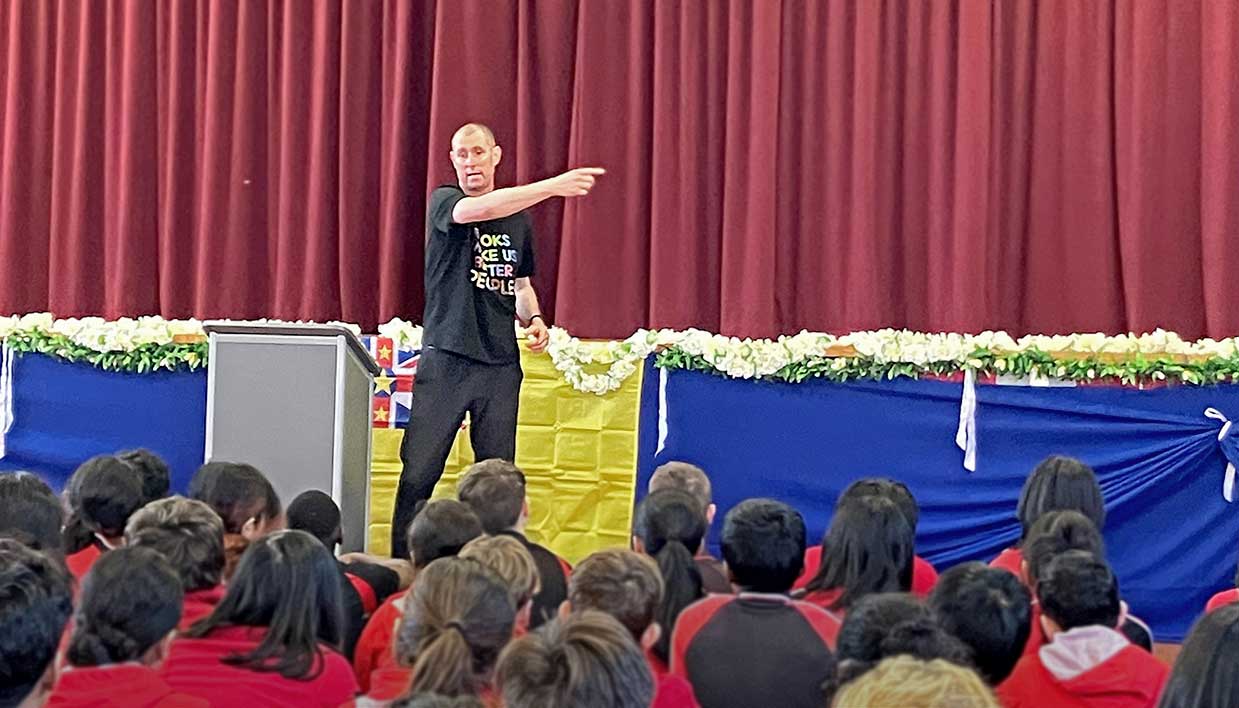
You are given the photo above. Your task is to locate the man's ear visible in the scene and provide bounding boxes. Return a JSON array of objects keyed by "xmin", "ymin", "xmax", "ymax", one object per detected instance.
[{"xmin": 492, "ymin": 144, "xmax": 503, "ymax": 167}]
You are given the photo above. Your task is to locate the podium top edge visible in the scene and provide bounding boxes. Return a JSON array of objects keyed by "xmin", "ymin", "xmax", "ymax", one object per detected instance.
[{"xmin": 202, "ymin": 321, "xmax": 382, "ymax": 376}]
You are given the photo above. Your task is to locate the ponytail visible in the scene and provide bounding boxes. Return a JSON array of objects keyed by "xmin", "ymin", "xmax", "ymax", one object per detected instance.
[
  {"xmin": 651, "ymin": 540, "xmax": 703, "ymax": 663},
  {"xmin": 410, "ymin": 625, "xmax": 477, "ymax": 696}
]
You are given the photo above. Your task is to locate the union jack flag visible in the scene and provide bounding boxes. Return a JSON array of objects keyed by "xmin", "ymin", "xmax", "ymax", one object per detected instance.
[{"xmin": 364, "ymin": 336, "xmax": 419, "ymax": 429}]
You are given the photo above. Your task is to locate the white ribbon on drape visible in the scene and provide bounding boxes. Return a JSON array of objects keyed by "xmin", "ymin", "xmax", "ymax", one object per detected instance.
[
  {"xmin": 656, "ymin": 366, "xmax": 669, "ymax": 456},
  {"xmin": 955, "ymin": 369, "xmax": 978, "ymax": 472},
  {"xmin": 1205, "ymin": 407, "xmax": 1236, "ymax": 502},
  {"xmin": 0, "ymin": 344, "xmax": 14, "ymax": 460}
]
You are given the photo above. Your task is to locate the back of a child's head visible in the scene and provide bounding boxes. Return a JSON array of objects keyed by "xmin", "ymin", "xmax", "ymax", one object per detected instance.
[
  {"xmin": 117, "ymin": 448, "xmax": 171, "ymax": 505},
  {"xmin": 189, "ymin": 461, "xmax": 283, "ymax": 535},
  {"xmin": 832, "ymin": 655, "xmax": 999, "ymax": 708},
  {"xmin": 456, "ymin": 459, "xmax": 526, "ymax": 535},
  {"xmin": 928, "ymin": 562, "xmax": 1031, "ymax": 685},
  {"xmin": 1037, "ymin": 550, "xmax": 1120, "ymax": 632},
  {"xmin": 648, "ymin": 461, "xmax": 712, "ymax": 515},
  {"xmin": 838, "ymin": 477, "xmax": 920, "ymax": 532},
  {"xmin": 67, "ymin": 546, "xmax": 183, "ymax": 667},
  {"xmin": 73, "ymin": 455, "xmax": 145, "ymax": 540},
  {"xmin": 460, "ymin": 534, "xmax": 540, "ymax": 609},
  {"xmin": 1158, "ymin": 604, "xmax": 1239, "ymax": 708},
  {"xmin": 834, "ymin": 593, "xmax": 971, "ymax": 690},
  {"xmin": 125, "ymin": 496, "xmax": 226, "ymax": 593},
  {"xmin": 806, "ymin": 495, "xmax": 914, "ymax": 609},
  {"xmin": 286, "ymin": 489, "xmax": 342, "ymax": 550},
  {"xmin": 1022, "ymin": 510, "xmax": 1105, "ymax": 586},
  {"xmin": 407, "ymin": 499, "xmax": 485, "ymax": 568},
  {"xmin": 190, "ymin": 529, "xmax": 342, "ymax": 679},
  {"xmin": 1017, "ymin": 456, "xmax": 1104, "ymax": 539},
  {"xmin": 395, "ymin": 556, "xmax": 516, "ymax": 699},
  {"xmin": 0, "ymin": 472, "xmax": 64, "ymax": 558},
  {"xmin": 0, "ymin": 539, "xmax": 73, "ymax": 708},
  {"xmin": 568, "ymin": 548, "xmax": 663, "ymax": 641},
  {"xmin": 721, "ymin": 498, "xmax": 806, "ymax": 593},
  {"xmin": 496, "ymin": 610, "xmax": 655, "ymax": 708},
  {"xmin": 632, "ymin": 489, "xmax": 705, "ymax": 659}
]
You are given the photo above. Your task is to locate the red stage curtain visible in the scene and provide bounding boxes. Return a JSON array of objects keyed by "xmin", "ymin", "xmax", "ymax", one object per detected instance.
[{"xmin": 2, "ymin": 1, "xmax": 1237, "ymax": 339}]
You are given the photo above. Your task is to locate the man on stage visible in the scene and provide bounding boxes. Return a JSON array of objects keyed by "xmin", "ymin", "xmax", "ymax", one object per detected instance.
[{"xmin": 390, "ymin": 122, "xmax": 604, "ymax": 557}]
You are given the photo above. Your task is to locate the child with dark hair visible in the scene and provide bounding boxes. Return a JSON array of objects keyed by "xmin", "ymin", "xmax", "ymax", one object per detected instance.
[
  {"xmin": 118, "ymin": 448, "xmax": 172, "ymax": 505},
  {"xmin": 998, "ymin": 552, "xmax": 1168, "ymax": 708},
  {"xmin": 377, "ymin": 556, "xmax": 515, "ymax": 705},
  {"xmin": 928, "ymin": 562, "xmax": 1032, "ymax": 685},
  {"xmin": 286, "ymin": 490, "xmax": 403, "ymax": 660},
  {"xmin": 991, "ymin": 455, "xmax": 1105, "ymax": 576},
  {"xmin": 0, "ymin": 471, "xmax": 64, "ymax": 558},
  {"xmin": 648, "ymin": 461, "xmax": 731, "ymax": 594},
  {"xmin": 63, "ymin": 455, "xmax": 146, "ymax": 581},
  {"xmin": 796, "ymin": 478, "xmax": 939, "ymax": 596},
  {"xmin": 799, "ymin": 495, "xmax": 914, "ymax": 616},
  {"xmin": 497, "ymin": 610, "xmax": 655, "ymax": 708},
  {"xmin": 455, "ymin": 459, "xmax": 570, "ymax": 629},
  {"xmin": 672, "ymin": 499, "xmax": 839, "ymax": 708},
  {"xmin": 354, "ymin": 499, "xmax": 483, "ymax": 694},
  {"xmin": 161, "ymin": 530, "xmax": 358, "ymax": 706},
  {"xmin": 1018, "ymin": 510, "xmax": 1107, "ymax": 658},
  {"xmin": 831, "ymin": 593, "xmax": 972, "ymax": 694},
  {"xmin": 0, "ymin": 540, "xmax": 73, "ymax": 708},
  {"xmin": 48, "ymin": 547, "xmax": 205, "ymax": 707},
  {"xmin": 125, "ymin": 497, "xmax": 228, "ymax": 630},
  {"xmin": 565, "ymin": 549, "xmax": 699, "ymax": 708},
  {"xmin": 632, "ymin": 489, "xmax": 707, "ymax": 673},
  {"xmin": 188, "ymin": 461, "xmax": 284, "ymax": 581},
  {"xmin": 1157, "ymin": 603, "xmax": 1239, "ymax": 708}
]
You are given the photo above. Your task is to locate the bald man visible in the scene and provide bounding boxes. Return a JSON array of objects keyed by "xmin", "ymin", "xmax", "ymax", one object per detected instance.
[{"xmin": 390, "ymin": 123, "xmax": 604, "ymax": 557}]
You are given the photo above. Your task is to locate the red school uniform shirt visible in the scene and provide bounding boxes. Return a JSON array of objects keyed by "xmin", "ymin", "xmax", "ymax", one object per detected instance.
[
  {"xmin": 179, "ymin": 586, "xmax": 227, "ymax": 631},
  {"xmin": 990, "ymin": 546, "xmax": 1024, "ymax": 577},
  {"xmin": 161, "ymin": 625, "xmax": 358, "ymax": 708},
  {"xmin": 47, "ymin": 663, "xmax": 208, "ymax": 708},
  {"xmin": 998, "ymin": 626, "xmax": 1168, "ymax": 708},
  {"xmin": 1206, "ymin": 588, "xmax": 1239, "ymax": 613},
  {"xmin": 352, "ymin": 590, "xmax": 406, "ymax": 692},
  {"xmin": 794, "ymin": 546, "xmax": 939, "ymax": 597}
]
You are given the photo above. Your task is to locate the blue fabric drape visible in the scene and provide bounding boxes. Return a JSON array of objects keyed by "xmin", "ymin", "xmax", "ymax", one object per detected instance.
[
  {"xmin": 0, "ymin": 354, "xmax": 207, "ymax": 494},
  {"xmin": 638, "ymin": 360, "xmax": 1239, "ymax": 641}
]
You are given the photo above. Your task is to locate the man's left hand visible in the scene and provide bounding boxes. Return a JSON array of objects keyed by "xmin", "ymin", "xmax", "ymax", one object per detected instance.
[{"xmin": 526, "ymin": 317, "xmax": 550, "ymax": 352}]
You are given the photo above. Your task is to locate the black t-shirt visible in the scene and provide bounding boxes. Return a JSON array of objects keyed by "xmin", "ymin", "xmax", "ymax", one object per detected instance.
[{"xmin": 422, "ymin": 184, "xmax": 535, "ymax": 364}]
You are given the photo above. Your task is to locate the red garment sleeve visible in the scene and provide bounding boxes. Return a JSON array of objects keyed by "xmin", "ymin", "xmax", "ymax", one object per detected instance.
[
  {"xmin": 911, "ymin": 555, "xmax": 939, "ymax": 597},
  {"xmin": 352, "ymin": 595, "xmax": 402, "ymax": 693},
  {"xmin": 792, "ymin": 601, "xmax": 842, "ymax": 650},
  {"xmin": 669, "ymin": 596, "xmax": 730, "ymax": 678}
]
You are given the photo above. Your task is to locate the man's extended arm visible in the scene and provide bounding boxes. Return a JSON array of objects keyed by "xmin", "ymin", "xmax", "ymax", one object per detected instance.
[{"xmin": 452, "ymin": 167, "xmax": 605, "ymax": 224}]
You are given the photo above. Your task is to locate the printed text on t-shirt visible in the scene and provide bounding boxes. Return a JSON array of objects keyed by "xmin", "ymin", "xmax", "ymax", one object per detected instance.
[{"xmin": 471, "ymin": 228, "xmax": 518, "ymax": 296}]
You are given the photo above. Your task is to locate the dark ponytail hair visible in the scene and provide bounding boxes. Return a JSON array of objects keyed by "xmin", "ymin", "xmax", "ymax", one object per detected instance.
[
  {"xmin": 395, "ymin": 556, "xmax": 516, "ymax": 698},
  {"xmin": 67, "ymin": 546, "xmax": 183, "ymax": 667},
  {"xmin": 187, "ymin": 530, "xmax": 343, "ymax": 680},
  {"xmin": 805, "ymin": 496, "xmax": 914, "ymax": 611},
  {"xmin": 633, "ymin": 489, "xmax": 706, "ymax": 664}
]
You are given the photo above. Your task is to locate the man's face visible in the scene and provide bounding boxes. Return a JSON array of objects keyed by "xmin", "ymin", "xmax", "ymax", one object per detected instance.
[{"xmin": 451, "ymin": 129, "xmax": 501, "ymax": 195}]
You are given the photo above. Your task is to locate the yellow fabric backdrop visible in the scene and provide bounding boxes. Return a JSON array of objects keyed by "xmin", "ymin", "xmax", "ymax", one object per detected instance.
[{"xmin": 366, "ymin": 347, "xmax": 643, "ymax": 563}]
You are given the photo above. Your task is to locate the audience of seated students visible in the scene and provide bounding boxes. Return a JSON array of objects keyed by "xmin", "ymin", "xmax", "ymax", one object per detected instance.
[
  {"xmin": 118, "ymin": 448, "xmax": 172, "ymax": 507},
  {"xmin": 831, "ymin": 655, "xmax": 1000, "ymax": 708},
  {"xmin": 496, "ymin": 610, "xmax": 655, "ymax": 708},
  {"xmin": 797, "ymin": 494, "xmax": 914, "ymax": 617},
  {"xmin": 796, "ymin": 478, "xmax": 938, "ymax": 596},
  {"xmin": 647, "ymin": 461, "xmax": 731, "ymax": 594},
  {"xmin": 991, "ymin": 455, "xmax": 1106, "ymax": 576},
  {"xmin": 160, "ymin": 530, "xmax": 358, "ymax": 706},
  {"xmin": 62, "ymin": 455, "xmax": 146, "ymax": 581},
  {"xmin": 563, "ymin": 548, "xmax": 699, "ymax": 707},
  {"xmin": 0, "ymin": 471, "xmax": 65, "ymax": 559},
  {"xmin": 125, "ymin": 497, "xmax": 227, "ymax": 631},
  {"xmin": 455, "ymin": 459, "xmax": 570, "ymax": 628},
  {"xmin": 632, "ymin": 489, "xmax": 707, "ymax": 673},
  {"xmin": 188, "ymin": 461, "xmax": 285, "ymax": 581},
  {"xmin": 459, "ymin": 534, "xmax": 540, "ymax": 635},
  {"xmin": 671, "ymin": 498, "xmax": 839, "ymax": 708},
  {"xmin": 0, "ymin": 539, "xmax": 73, "ymax": 708},
  {"xmin": 999, "ymin": 551, "xmax": 1169, "ymax": 708},
  {"xmin": 287, "ymin": 490, "xmax": 403, "ymax": 659},
  {"xmin": 928, "ymin": 562, "xmax": 1032, "ymax": 686},
  {"xmin": 830, "ymin": 593, "xmax": 972, "ymax": 696},
  {"xmin": 1157, "ymin": 603, "xmax": 1239, "ymax": 708},
  {"xmin": 381, "ymin": 557, "xmax": 516, "ymax": 707},
  {"xmin": 353, "ymin": 500, "xmax": 483, "ymax": 694},
  {"xmin": 47, "ymin": 546, "xmax": 205, "ymax": 707}
]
